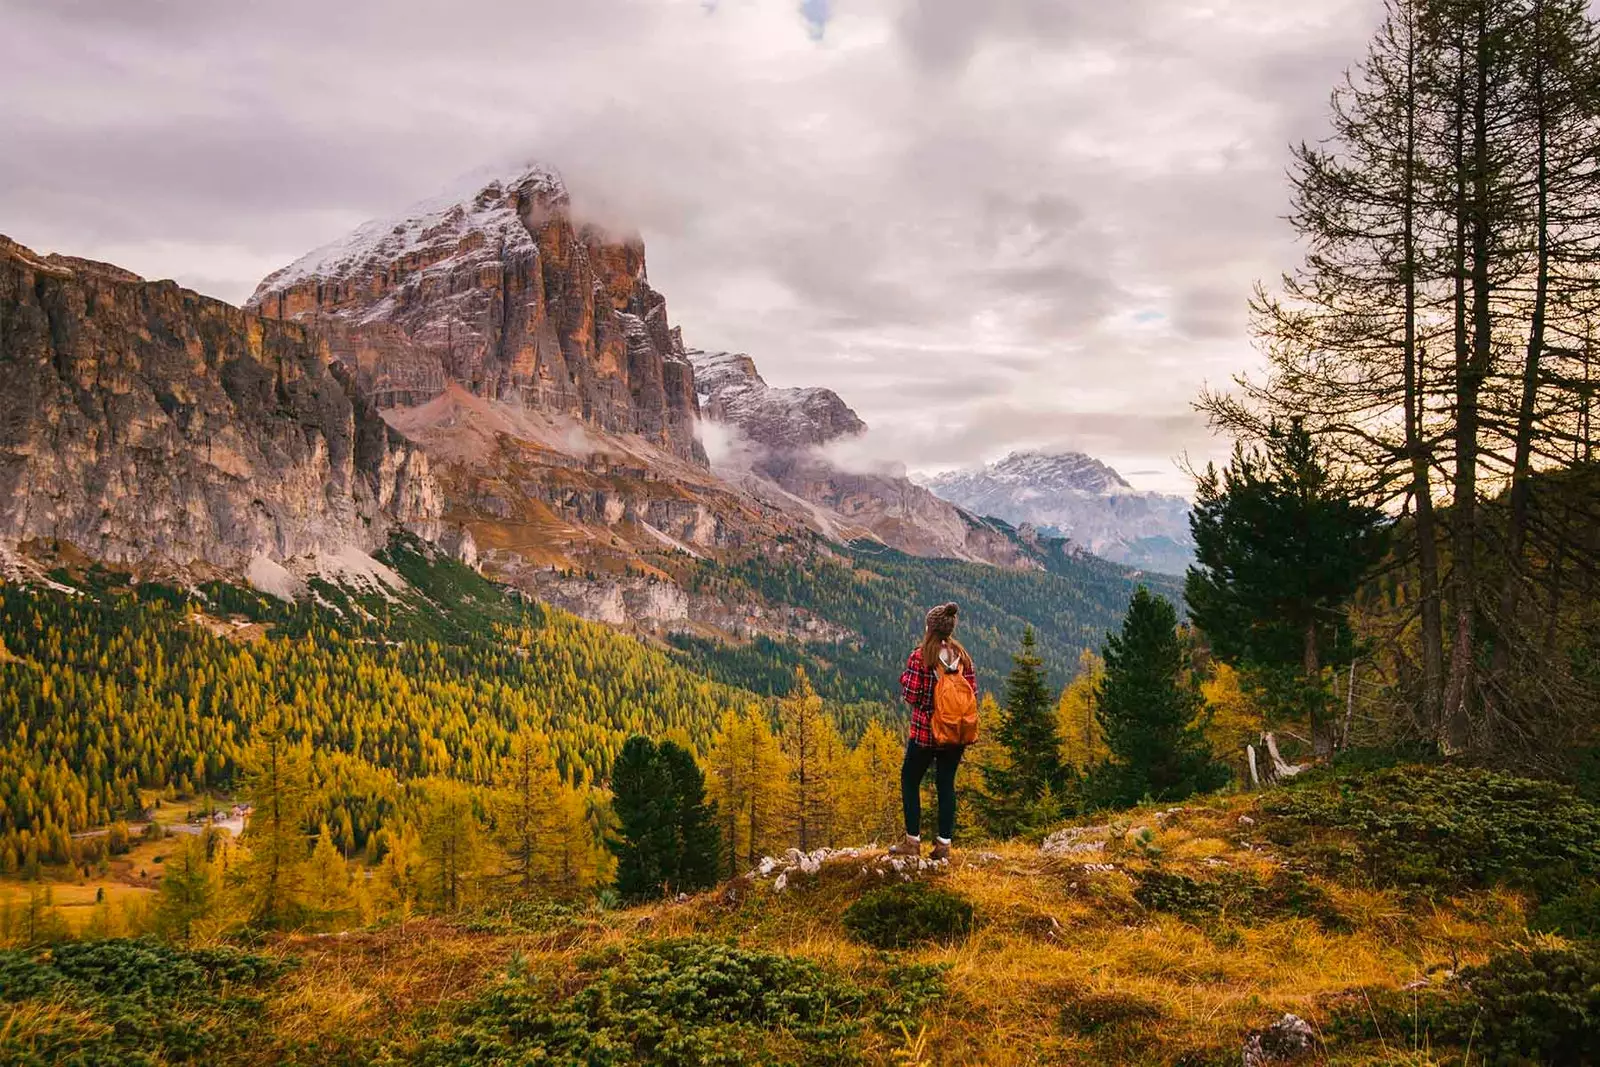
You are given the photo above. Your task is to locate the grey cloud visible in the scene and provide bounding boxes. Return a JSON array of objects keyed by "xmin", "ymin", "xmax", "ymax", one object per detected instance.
[{"xmin": 1, "ymin": 0, "xmax": 1383, "ymax": 494}]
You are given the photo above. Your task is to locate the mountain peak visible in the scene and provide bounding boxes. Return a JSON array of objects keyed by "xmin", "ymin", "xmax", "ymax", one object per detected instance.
[
  {"xmin": 250, "ymin": 162, "xmax": 567, "ymax": 300},
  {"xmin": 985, "ymin": 450, "xmax": 1134, "ymax": 493},
  {"xmin": 688, "ymin": 349, "xmax": 866, "ymax": 452},
  {"xmin": 922, "ymin": 450, "xmax": 1193, "ymax": 572}
]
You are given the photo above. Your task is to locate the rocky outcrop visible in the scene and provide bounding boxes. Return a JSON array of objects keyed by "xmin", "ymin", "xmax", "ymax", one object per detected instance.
[
  {"xmin": 924, "ymin": 451, "xmax": 1195, "ymax": 572},
  {"xmin": 248, "ymin": 164, "xmax": 703, "ymax": 464},
  {"xmin": 0, "ymin": 236, "xmax": 440, "ymax": 570},
  {"xmin": 691, "ymin": 349, "xmax": 865, "ymax": 452},
  {"xmin": 688, "ymin": 348, "xmax": 1036, "ymax": 566}
]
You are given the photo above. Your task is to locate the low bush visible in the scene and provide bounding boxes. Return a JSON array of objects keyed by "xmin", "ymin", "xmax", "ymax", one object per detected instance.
[
  {"xmin": 415, "ymin": 938, "xmax": 868, "ymax": 1066},
  {"xmin": 1532, "ymin": 881, "xmax": 1600, "ymax": 941},
  {"xmin": 872, "ymin": 962, "xmax": 949, "ymax": 1031},
  {"xmin": 1132, "ymin": 868, "xmax": 1347, "ymax": 930},
  {"xmin": 1260, "ymin": 765, "xmax": 1600, "ymax": 894},
  {"xmin": 0, "ymin": 939, "xmax": 288, "ymax": 1065},
  {"xmin": 1437, "ymin": 943, "xmax": 1600, "ymax": 1065},
  {"xmin": 841, "ymin": 883, "xmax": 975, "ymax": 949}
]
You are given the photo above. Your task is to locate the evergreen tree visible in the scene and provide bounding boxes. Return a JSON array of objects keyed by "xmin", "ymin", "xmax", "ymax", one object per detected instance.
[
  {"xmin": 978, "ymin": 628, "xmax": 1069, "ymax": 834},
  {"xmin": 1093, "ymin": 589, "xmax": 1228, "ymax": 807},
  {"xmin": 154, "ymin": 834, "xmax": 215, "ymax": 942},
  {"xmin": 610, "ymin": 735, "xmax": 723, "ymax": 901},
  {"xmin": 1186, "ymin": 422, "xmax": 1388, "ymax": 755},
  {"xmin": 657, "ymin": 740, "xmax": 722, "ymax": 893},
  {"xmin": 610, "ymin": 735, "xmax": 675, "ymax": 903}
]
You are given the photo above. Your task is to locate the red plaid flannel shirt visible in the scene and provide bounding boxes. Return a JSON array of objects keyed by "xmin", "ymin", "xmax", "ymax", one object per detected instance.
[{"xmin": 900, "ymin": 647, "xmax": 977, "ymax": 748}]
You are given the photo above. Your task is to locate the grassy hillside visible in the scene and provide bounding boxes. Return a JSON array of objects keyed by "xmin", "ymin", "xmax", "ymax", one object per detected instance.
[{"xmin": 5, "ymin": 764, "xmax": 1597, "ymax": 1065}]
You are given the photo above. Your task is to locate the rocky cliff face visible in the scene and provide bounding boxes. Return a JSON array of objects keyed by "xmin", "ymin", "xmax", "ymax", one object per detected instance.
[
  {"xmin": 691, "ymin": 350, "xmax": 865, "ymax": 452},
  {"xmin": 0, "ymin": 236, "xmax": 440, "ymax": 572},
  {"xmin": 924, "ymin": 451, "xmax": 1195, "ymax": 572},
  {"xmin": 688, "ymin": 349, "xmax": 1037, "ymax": 566},
  {"xmin": 248, "ymin": 164, "xmax": 703, "ymax": 464}
]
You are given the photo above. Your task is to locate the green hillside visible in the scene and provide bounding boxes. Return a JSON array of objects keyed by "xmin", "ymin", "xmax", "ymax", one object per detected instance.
[{"xmin": 676, "ymin": 538, "xmax": 1180, "ymax": 706}]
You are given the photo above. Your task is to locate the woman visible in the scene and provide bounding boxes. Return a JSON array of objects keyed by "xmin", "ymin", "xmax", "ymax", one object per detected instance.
[{"xmin": 889, "ymin": 602, "xmax": 976, "ymax": 861}]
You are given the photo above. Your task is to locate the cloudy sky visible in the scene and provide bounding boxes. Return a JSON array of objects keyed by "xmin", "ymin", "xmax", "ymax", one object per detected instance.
[{"xmin": 2, "ymin": 0, "xmax": 1381, "ymax": 494}]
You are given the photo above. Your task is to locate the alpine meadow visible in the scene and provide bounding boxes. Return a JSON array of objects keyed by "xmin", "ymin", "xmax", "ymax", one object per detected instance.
[{"xmin": 2, "ymin": 1, "xmax": 1599, "ymax": 1065}]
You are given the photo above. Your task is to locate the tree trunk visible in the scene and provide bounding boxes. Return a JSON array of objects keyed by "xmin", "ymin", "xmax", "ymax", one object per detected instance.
[
  {"xmin": 1492, "ymin": 0, "xmax": 1551, "ymax": 707},
  {"xmin": 1399, "ymin": 0, "xmax": 1445, "ymax": 738}
]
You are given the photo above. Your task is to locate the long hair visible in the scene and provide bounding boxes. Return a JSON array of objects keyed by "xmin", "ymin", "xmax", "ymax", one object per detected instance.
[{"xmin": 920, "ymin": 627, "xmax": 970, "ymax": 674}]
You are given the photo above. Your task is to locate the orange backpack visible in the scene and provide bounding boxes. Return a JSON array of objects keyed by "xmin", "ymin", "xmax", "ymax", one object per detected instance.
[{"xmin": 930, "ymin": 652, "xmax": 979, "ymax": 746}]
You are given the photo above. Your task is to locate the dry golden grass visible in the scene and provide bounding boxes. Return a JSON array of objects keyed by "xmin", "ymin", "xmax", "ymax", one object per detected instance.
[{"xmin": 5, "ymin": 790, "xmax": 1533, "ymax": 1064}]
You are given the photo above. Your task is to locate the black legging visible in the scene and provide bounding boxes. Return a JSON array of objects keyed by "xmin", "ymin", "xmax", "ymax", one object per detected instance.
[{"xmin": 901, "ymin": 741, "xmax": 964, "ymax": 841}]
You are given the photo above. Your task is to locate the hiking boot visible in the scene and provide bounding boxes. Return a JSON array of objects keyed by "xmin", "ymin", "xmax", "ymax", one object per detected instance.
[
  {"xmin": 887, "ymin": 834, "xmax": 921, "ymax": 858},
  {"xmin": 930, "ymin": 839, "xmax": 952, "ymax": 862}
]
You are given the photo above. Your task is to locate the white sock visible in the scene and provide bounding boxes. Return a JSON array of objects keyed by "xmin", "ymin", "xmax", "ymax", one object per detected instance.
[
  {"xmin": 906, "ymin": 834, "xmax": 920, "ymax": 842},
  {"xmin": 936, "ymin": 837, "xmax": 951, "ymax": 845}
]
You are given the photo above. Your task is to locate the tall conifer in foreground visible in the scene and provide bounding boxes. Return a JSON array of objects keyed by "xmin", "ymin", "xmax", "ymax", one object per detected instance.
[
  {"xmin": 1093, "ymin": 590, "xmax": 1228, "ymax": 807},
  {"xmin": 1186, "ymin": 422, "xmax": 1388, "ymax": 755},
  {"xmin": 977, "ymin": 628, "xmax": 1069, "ymax": 835},
  {"xmin": 610, "ymin": 735, "xmax": 722, "ymax": 901}
]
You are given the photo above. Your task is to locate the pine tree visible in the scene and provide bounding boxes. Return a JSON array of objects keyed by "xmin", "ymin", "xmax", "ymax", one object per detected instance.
[
  {"xmin": 610, "ymin": 734, "xmax": 722, "ymax": 901},
  {"xmin": 610, "ymin": 735, "xmax": 674, "ymax": 902},
  {"xmin": 978, "ymin": 628, "xmax": 1068, "ymax": 834},
  {"xmin": 154, "ymin": 834, "xmax": 215, "ymax": 942},
  {"xmin": 836, "ymin": 720, "xmax": 904, "ymax": 846},
  {"xmin": 1058, "ymin": 650, "xmax": 1107, "ymax": 770},
  {"xmin": 703, "ymin": 709, "xmax": 792, "ymax": 871},
  {"xmin": 1093, "ymin": 589, "xmax": 1229, "ymax": 807},
  {"xmin": 1186, "ymin": 422, "xmax": 1388, "ymax": 755},
  {"xmin": 418, "ymin": 779, "xmax": 483, "ymax": 913},
  {"xmin": 492, "ymin": 727, "xmax": 564, "ymax": 895},
  {"xmin": 658, "ymin": 740, "xmax": 722, "ymax": 893},
  {"xmin": 305, "ymin": 823, "xmax": 353, "ymax": 926},
  {"xmin": 239, "ymin": 718, "xmax": 312, "ymax": 929},
  {"xmin": 778, "ymin": 669, "xmax": 840, "ymax": 851}
]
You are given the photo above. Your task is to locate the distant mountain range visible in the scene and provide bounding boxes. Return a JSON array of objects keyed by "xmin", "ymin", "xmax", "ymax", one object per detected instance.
[{"xmin": 923, "ymin": 451, "xmax": 1195, "ymax": 573}]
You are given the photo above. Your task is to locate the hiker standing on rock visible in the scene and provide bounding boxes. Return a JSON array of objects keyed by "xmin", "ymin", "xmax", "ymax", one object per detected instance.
[{"xmin": 890, "ymin": 602, "xmax": 979, "ymax": 862}]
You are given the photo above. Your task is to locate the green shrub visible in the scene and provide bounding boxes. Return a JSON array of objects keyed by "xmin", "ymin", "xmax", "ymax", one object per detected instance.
[
  {"xmin": 1132, "ymin": 868, "xmax": 1347, "ymax": 930},
  {"xmin": 0, "ymin": 939, "xmax": 287, "ymax": 1065},
  {"xmin": 1438, "ymin": 944, "xmax": 1600, "ymax": 1065},
  {"xmin": 417, "ymin": 938, "xmax": 867, "ymax": 1066},
  {"xmin": 1532, "ymin": 881, "xmax": 1600, "ymax": 941},
  {"xmin": 841, "ymin": 883, "xmax": 975, "ymax": 949},
  {"xmin": 456, "ymin": 899, "xmax": 582, "ymax": 935},
  {"xmin": 873, "ymin": 962, "xmax": 949, "ymax": 1031},
  {"xmin": 1133, "ymin": 871, "xmax": 1223, "ymax": 921},
  {"xmin": 1260, "ymin": 765, "xmax": 1600, "ymax": 893}
]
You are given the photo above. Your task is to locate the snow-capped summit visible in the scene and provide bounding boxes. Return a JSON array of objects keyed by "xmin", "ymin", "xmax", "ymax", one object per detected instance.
[
  {"xmin": 923, "ymin": 451, "xmax": 1194, "ymax": 573},
  {"xmin": 937, "ymin": 450, "xmax": 1134, "ymax": 499},
  {"xmin": 252, "ymin": 163, "xmax": 568, "ymax": 298}
]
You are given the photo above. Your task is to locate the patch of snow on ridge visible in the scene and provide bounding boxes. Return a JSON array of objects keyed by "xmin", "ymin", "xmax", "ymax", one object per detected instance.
[
  {"xmin": 251, "ymin": 161, "xmax": 566, "ymax": 295},
  {"xmin": 247, "ymin": 554, "xmax": 304, "ymax": 602}
]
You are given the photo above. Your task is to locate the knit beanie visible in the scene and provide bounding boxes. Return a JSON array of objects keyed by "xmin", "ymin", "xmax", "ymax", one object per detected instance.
[{"xmin": 925, "ymin": 602, "xmax": 958, "ymax": 639}]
